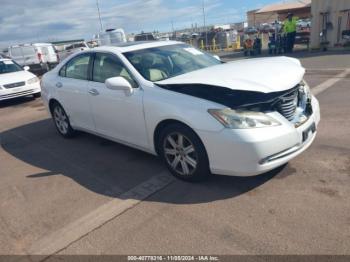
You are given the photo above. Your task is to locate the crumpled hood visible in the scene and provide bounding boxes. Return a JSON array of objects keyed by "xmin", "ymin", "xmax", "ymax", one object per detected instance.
[
  {"xmin": 0, "ymin": 71, "xmax": 35, "ymax": 86},
  {"xmin": 156, "ymin": 56, "xmax": 305, "ymax": 93}
]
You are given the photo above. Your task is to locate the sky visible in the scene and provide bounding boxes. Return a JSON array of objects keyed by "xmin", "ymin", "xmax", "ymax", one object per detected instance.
[{"xmin": 0, "ymin": 0, "xmax": 281, "ymax": 49}]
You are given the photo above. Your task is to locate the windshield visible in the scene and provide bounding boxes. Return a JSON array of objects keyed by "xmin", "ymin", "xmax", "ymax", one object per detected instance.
[
  {"xmin": 123, "ymin": 44, "xmax": 221, "ymax": 82},
  {"xmin": 0, "ymin": 60, "xmax": 23, "ymax": 74}
]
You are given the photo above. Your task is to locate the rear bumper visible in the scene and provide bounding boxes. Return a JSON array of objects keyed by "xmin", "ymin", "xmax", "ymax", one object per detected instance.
[
  {"xmin": 0, "ymin": 83, "xmax": 41, "ymax": 101},
  {"xmin": 197, "ymin": 96, "xmax": 320, "ymax": 177}
]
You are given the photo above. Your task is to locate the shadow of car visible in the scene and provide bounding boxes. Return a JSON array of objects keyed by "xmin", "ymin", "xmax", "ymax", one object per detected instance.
[{"xmin": 0, "ymin": 119, "xmax": 288, "ymax": 204}]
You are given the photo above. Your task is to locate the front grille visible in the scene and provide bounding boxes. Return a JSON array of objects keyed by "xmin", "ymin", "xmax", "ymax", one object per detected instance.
[
  {"xmin": 276, "ymin": 88, "xmax": 299, "ymax": 121},
  {"xmin": 4, "ymin": 81, "xmax": 25, "ymax": 89},
  {"xmin": 0, "ymin": 89, "xmax": 35, "ymax": 100}
]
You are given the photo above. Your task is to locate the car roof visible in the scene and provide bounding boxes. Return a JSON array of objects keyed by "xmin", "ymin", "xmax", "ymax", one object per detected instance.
[
  {"xmin": 0, "ymin": 58, "xmax": 11, "ymax": 62},
  {"xmin": 93, "ymin": 40, "xmax": 184, "ymax": 53}
]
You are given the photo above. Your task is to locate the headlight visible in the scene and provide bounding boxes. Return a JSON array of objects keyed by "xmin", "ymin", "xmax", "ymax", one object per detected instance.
[
  {"xmin": 27, "ymin": 77, "xmax": 39, "ymax": 84},
  {"xmin": 208, "ymin": 108, "xmax": 281, "ymax": 129},
  {"xmin": 300, "ymin": 80, "xmax": 311, "ymax": 99}
]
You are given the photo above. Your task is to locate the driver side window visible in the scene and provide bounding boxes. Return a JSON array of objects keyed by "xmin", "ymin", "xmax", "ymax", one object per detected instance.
[{"xmin": 92, "ymin": 53, "xmax": 137, "ymax": 88}]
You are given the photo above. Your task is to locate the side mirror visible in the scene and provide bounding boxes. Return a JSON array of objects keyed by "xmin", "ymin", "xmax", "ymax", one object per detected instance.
[
  {"xmin": 105, "ymin": 77, "xmax": 133, "ymax": 96},
  {"xmin": 23, "ymin": 66, "xmax": 30, "ymax": 71},
  {"xmin": 213, "ymin": 55, "xmax": 221, "ymax": 61}
]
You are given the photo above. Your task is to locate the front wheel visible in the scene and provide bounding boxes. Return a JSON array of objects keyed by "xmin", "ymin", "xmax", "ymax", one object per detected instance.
[
  {"xmin": 51, "ymin": 102, "xmax": 76, "ymax": 138},
  {"xmin": 158, "ymin": 123, "xmax": 210, "ymax": 182}
]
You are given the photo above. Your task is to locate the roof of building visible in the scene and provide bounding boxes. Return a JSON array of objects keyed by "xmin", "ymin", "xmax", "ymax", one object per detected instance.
[
  {"xmin": 51, "ymin": 39, "xmax": 85, "ymax": 45},
  {"xmin": 256, "ymin": 0, "xmax": 311, "ymax": 14}
]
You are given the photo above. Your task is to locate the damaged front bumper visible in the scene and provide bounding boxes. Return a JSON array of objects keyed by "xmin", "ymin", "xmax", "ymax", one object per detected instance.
[{"xmin": 196, "ymin": 96, "xmax": 320, "ymax": 177}]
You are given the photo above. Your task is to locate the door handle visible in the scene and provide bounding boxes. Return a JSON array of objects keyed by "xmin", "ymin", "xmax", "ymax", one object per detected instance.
[
  {"xmin": 56, "ymin": 82, "xmax": 63, "ymax": 88},
  {"xmin": 89, "ymin": 88, "xmax": 99, "ymax": 96}
]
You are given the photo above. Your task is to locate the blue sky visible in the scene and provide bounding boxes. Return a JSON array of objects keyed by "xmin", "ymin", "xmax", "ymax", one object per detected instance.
[{"xmin": 0, "ymin": 0, "xmax": 282, "ymax": 48}]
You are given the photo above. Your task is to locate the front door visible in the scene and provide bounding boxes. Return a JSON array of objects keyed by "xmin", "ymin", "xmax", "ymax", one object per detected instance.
[{"xmin": 88, "ymin": 52, "xmax": 148, "ymax": 149}]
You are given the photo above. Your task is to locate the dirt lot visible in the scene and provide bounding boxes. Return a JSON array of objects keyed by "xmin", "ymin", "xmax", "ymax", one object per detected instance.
[{"xmin": 0, "ymin": 52, "xmax": 349, "ymax": 257}]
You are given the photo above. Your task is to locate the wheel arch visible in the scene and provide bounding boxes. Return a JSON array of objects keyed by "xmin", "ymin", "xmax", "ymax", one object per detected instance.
[
  {"xmin": 48, "ymin": 98, "xmax": 62, "ymax": 115},
  {"xmin": 153, "ymin": 119, "xmax": 206, "ymax": 156}
]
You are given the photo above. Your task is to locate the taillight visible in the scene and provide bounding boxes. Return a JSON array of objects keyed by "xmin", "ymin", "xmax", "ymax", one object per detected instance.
[{"xmin": 37, "ymin": 53, "xmax": 42, "ymax": 62}]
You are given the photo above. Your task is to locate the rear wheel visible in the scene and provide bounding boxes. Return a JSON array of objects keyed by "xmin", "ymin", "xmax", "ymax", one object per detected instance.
[
  {"xmin": 158, "ymin": 123, "xmax": 210, "ymax": 182},
  {"xmin": 51, "ymin": 102, "xmax": 75, "ymax": 138}
]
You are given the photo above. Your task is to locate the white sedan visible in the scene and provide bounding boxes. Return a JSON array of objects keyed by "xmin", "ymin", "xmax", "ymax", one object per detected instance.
[
  {"xmin": 0, "ymin": 59, "xmax": 41, "ymax": 101},
  {"xmin": 41, "ymin": 41, "xmax": 320, "ymax": 181}
]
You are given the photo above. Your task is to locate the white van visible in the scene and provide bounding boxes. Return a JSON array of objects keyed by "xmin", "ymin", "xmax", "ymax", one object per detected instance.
[
  {"xmin": 8, "ymin": 43, "xmax": 59, "ymax": 74},
  {"xmin": 94, "ymin": 28, "xmax": 127, "ymax": 46}
]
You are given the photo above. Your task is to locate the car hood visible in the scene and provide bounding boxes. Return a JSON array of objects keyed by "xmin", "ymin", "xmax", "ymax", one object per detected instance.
[
  {"xmin": 156, "ymin": 56, "xmax": 305, "ymax": 93},
  {"xmin": 0, "ymin": 71, "xmax": 35, "ymax": 86}
]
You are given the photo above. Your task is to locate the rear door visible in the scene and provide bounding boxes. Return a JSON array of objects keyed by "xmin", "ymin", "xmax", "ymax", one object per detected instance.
[
  {"xmin": 55, "ymin": 53, "xmax": 95, "ymax": 131},
  {"xmin": 21, "ymin": 46, "xmax": 39, "ymax": 66},
  {"xmin": 37, "ymin": 47, "xmax": 48, "ymax": 63},
  {"xmin": 46, "ymin": 46, "xmax": 58, "ymax": 63},
  {"xmin": 40, "ymin": 46, "xmax": 57, "ymax": 63}
]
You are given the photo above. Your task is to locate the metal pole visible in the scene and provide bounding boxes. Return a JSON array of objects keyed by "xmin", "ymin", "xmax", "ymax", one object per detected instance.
[
  {"xmin": 171, "ymin": 20, "xmax": 175, "ymax": 39},
  {"xmin": 202, "ymin": 0, "xmax": 208, "ymax": 49},
  {"xmin": 96, "ymin": 0, "xmax": 103, "ymax": 32}
]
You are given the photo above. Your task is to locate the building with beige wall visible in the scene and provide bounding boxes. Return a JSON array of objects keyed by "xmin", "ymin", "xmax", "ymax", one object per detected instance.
[
  {"xmin": 247, "ymin": 0, "xmax": 311, "ymax": 27},
  {"xmin": 310, "ymin": 0, "xmax": 350, "ymax": 49}
]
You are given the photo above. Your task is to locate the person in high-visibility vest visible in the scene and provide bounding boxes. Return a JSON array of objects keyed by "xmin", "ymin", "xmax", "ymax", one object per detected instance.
[{"xmin": 283, "ymin": 13, "xmax": 299, "ymax": 53}]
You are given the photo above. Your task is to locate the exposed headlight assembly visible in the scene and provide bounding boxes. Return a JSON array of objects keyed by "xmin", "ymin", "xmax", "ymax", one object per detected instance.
[
  {"xmin": 208, "ymin": 108, "xmax": 281, "ymax": 129},
  {"xmin": 300, "ymin": 80, "xmax": 312, "ymax": 100},
  {"xmin": 27, "ymin": 77, "xmax": 39, "ymax": 84}
]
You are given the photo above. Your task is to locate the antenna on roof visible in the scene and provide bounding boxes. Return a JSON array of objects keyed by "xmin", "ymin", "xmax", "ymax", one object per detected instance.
[{"xmin": 96, "ymin": 0, "xmax": 103, "ymax": 32}]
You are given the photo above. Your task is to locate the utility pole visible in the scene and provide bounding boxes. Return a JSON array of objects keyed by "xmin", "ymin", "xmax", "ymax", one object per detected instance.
[
  {"xmin": 171, "ymin": 20, "xmax": 175, "ymax": 38},
  {"xmin": 202, "ymin": 0, "xmax": 208, "ymax": 49},
  {"xmin": 96, "ymin": 0, "xmax": 103, "ymax": 32}
]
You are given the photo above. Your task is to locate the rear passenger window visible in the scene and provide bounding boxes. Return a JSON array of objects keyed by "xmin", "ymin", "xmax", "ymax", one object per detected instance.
[{"xmin": 64, "ymin": 54, "xmax": 91, "ymax": 80}]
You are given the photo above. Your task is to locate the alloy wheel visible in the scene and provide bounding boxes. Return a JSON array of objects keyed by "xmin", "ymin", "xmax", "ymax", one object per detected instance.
[
  {"xmin": 163, "ymin": 132, "xmax": 198, "ymax": 176},
  {"xmin": 53, "ymin": 106, "xmax": 69, "ymax": 135}
]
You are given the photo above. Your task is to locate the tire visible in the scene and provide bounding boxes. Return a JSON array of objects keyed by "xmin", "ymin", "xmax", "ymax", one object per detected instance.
[
  {"xmin": 33, "ymin": 92, "xmax": 41, "ymax": 98},
  {"xmin": 51, "ymin": 102, "xmax": 76, "ymax": 138},
  {"xmin": 158, "ymin": 123, "xmax": 211, "ymax": 182}
]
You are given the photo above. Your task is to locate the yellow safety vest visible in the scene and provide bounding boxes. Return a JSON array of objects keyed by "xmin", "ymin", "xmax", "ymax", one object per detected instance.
[{"xmin": 283, "ymin": 17, "xmax": 298, "ymax": 33}]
